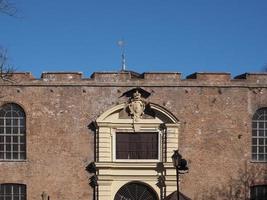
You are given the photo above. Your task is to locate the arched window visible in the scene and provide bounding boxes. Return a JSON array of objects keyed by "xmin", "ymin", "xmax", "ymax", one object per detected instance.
[
  {"xmin": 252, "ymin": 108, "xmax": 267, "ymax": 162},
  {"xmin": 0, "ymin": 103, "xmax": 26, "ymax": 160},
  {"xmin": 114, "ymin": 182, "xmax": 158, "ymax": 200},
  {"xmin": 0, "ymin": 184, "xmax": 26, "ymax": 200}
]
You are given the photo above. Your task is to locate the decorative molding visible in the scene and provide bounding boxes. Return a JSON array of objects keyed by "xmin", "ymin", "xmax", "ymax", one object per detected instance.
[
  {"xmin": 127, "ymin": 90, "xmax": 146, "ymax": 122},
  {"xmin": 95, "ymin": 98, "xmax": 180, "ymax": 200}
]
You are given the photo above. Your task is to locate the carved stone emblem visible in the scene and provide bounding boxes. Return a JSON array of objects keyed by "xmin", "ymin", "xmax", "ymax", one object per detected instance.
[{"xmin": 128, "ymin": 90, "xmax": 146, "ymax": 122}]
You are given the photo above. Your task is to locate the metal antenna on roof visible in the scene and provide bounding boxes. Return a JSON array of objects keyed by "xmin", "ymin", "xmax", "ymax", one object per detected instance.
[{"xmin": 117, "ymin": 39, "xmax": 126, "ymax": 71}]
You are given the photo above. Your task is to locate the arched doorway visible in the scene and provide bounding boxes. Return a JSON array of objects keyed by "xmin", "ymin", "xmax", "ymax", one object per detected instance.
[{"xmin": 114, "ymin": 182, "xmax": 159, "ymax": 200}]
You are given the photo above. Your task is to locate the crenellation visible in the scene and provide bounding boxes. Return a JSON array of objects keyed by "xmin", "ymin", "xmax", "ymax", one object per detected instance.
[
  {"xmin": 234, "ymin": 73, "xmax": 267, "ymax": 83},
  {"xmin": 1, "ymin": 71, "xmax": 267, "ymax": 85},
  {"xmin": 186, "ymin": 72, "xmax": 231, "ymax": 82},
  {"xmin": 10, "ymin": 72, "xmax": 35, "ymax": 81},
  {"xmin": 143, "ymin": 72, "xmax": 181, "ymax": 81},
  {"xmin": 41, "ymin": 72, "xmax": 83, "ymax": 81},
  {"xmin": 91, "ymin": 71, "xmax": 141, "ymax": 82}
]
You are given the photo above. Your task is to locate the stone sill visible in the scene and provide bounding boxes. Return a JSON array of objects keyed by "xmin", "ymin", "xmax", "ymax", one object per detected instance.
[
  {"xmin": 250, "ymin": 160, "xmax": 267, "ymax": 164},
  {"xmin": 95, "ymin": 162, "xmax": 174, "ymax": 169},
  {"xmin": 0, "ymin": 159, "xmax": 27, "ymax": 163}
]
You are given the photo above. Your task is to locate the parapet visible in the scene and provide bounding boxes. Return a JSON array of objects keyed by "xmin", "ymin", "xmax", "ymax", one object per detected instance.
[
  {"xmin": 90, "ymin": 71, "xmax": 181, "ymax": 82},
  {"xmin": 143, "ymin": 72, "xmax": 181, "ymax": 81},
  {"xmin": 90, "ymin": 71, "xmax": 139, "ymax": 82},
  {"xmin": 235, "ymin": 73, "xmax": 267, "ymax": 83},
  {"xmin": 186, "ymin": 72, "xmax": 231, "ymax": 82},
  {"xmin": 41, "ymin": 72, "xmax": 83, "ymax": 81},
  {"xmin": 2, "ymin": 71, "xmax": 267, "ymax": 86},
  {"xmin": 10, "ymin": 72, "xmax": 35, "ymax": 81}
]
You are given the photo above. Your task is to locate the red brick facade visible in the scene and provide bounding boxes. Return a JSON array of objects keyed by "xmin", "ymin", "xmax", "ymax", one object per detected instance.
[{"xmin": 0, "ymin": 71, "xmax": 266, "ymax": 199}]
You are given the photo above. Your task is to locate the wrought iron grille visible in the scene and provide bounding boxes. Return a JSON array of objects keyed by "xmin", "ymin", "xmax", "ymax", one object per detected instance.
[
  {"xmin": 250, "ymin": 185, "xmax": 267, "ymax": 200},
  {"xmin": 252, "ymin": 108, "xmax": 267, "ymax": 161},
  {"xmin": 0, "ymin": 103, "xmax": 26, "ymax": 160},
  {"xmin": 0, "ymin": 184, "xmax": 26, "ymax": 200},
  {"xmin": 114, "ymin": 182, "xmax": 158, "ymax": 200},
  {"xmin": 116, "ymin": 132, "xmax": 158, "ymax": 159}
]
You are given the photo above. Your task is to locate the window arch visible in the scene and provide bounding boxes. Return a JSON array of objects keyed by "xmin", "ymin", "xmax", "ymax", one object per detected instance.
[
  {"xmin": 0, "ymin": 103, "xmax": 26, "ymax": 160},
  {"xmin": 0, "ymin": 183, "xmax": 26, "ymax": 200},
  {"xmin": 114, "ymin": 181, "xmax": 158, "ymax": 200},
  {"xmin": 252, "ymin": 108, "xmax": 267, "ymax": 161}
]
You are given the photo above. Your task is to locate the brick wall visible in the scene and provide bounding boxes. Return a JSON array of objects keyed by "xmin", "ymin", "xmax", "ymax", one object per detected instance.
[{"xmin": 0, "ymin": 71, "xmax": 266, "ymax": 200}]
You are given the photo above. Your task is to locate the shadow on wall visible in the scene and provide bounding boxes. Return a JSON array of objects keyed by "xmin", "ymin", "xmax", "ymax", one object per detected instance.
[
  {"xmin": 165, "ymin": 191, "xmax": 192, "ymax": 200},
  {"xmin": 195, "ymin": 163, "xmax": 267, "ymax": 200}
]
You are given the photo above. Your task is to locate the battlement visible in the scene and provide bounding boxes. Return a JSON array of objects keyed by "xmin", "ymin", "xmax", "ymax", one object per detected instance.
[
  {"xmin": 90, "ymin": 71, "xmax": 181, "ymax": 82},
  {"xmin": 2, "ymin": 71, "xmax": 267, "ymax": 85},
  {"xmin": 8, "ymin": 72, "xmax": 35, "ymax": 81},
  {"xmin": 143, "ymin": 72, "xmax": 181, "ymax": 81},
  {"xmin": 90, "ymin": 71, "xmax": 138, "ymax": 82},
  {"xmin": 235, "ymin": 73, "xmax": 267, "ymax": 83},
  {"xmin": 41, "ymin": 72, "xmax": 83, "ymax": 81},
  {"xmin": 186, "ymin": 72, "xmax": 231, "ymax": 82}
]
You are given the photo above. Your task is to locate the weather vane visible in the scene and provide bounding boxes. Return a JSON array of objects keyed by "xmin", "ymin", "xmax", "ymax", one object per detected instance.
[{"xmin": 117, "ymin": 39, "xmax": 127, "ymax": 71}]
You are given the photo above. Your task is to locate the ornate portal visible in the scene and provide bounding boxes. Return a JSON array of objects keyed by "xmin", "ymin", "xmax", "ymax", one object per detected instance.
[
  {"xmin": 127, "ymin": 90, "xmax": 146, "ymax": 122},
  {"xmin": 95, "ymin": 89, "xmax": 180, "ymax": 200}
]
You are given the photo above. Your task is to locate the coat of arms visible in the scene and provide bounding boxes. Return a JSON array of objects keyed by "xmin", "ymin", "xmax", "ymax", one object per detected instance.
[{"xmin": 128, "ymin": 90, "xmax": 146, "ymax": 122}]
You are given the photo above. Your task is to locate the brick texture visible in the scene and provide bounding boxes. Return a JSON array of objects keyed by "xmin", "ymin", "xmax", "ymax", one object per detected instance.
[{"xmin": 0, "ymin": 71, "xmax": 266, "ymax": 200}]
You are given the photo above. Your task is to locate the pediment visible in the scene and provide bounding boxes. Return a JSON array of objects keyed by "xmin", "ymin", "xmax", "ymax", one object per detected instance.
[
  {"xmin": 96, "ymin": 103, "xmax": 178, "ymax": 124},
  {"xmin": 97, "ymin": 88, "xmax": 178, "ymax": 124}
]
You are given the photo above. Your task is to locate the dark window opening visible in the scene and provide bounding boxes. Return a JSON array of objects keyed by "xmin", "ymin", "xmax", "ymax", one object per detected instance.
[
  {"xmin": 250, "ymin": 185, "xmax": 267, "ymax": 200},
  {"xmin": 0, "ymin": 184, "xmax": 26, "ymax": 200},
  {"xmin": 116, "ymin": 132, "xmax": 158, "ymax": 159}
]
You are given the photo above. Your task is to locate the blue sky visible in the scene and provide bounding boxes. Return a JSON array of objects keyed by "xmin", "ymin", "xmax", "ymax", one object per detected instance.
[{"xmin": 1, "ymin": 0, "xmax": 267, "ymax": 78}]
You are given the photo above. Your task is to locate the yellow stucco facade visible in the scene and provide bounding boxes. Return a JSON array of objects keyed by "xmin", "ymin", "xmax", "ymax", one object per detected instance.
[{"xmin": 95, "ymin": 103, "xmax": 180, "ymax": 199}]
